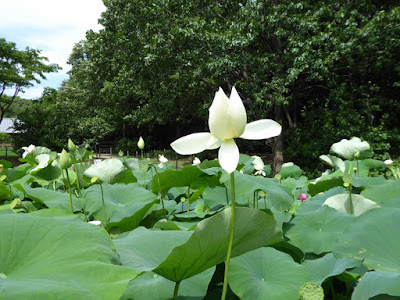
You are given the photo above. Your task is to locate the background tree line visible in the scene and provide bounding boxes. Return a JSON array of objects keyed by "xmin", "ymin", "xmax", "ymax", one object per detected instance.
[{"xmin": 12, "ymin": 0, "xmax": 400, "ymax": 174}]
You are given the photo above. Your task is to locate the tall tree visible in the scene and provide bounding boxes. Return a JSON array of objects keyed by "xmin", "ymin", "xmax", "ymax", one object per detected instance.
[
  {"xmin": 15, "ymin": 1, "xmax": 400, "ymax": 173},
  {"xmin": 0, "ymin": 38, "xmax": 60, "ymax": 123}
]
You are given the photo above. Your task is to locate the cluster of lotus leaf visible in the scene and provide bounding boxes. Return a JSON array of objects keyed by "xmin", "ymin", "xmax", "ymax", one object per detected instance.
[{"xmin": 0, "ymin": 88, "xmax": 399, "ymax": 299}]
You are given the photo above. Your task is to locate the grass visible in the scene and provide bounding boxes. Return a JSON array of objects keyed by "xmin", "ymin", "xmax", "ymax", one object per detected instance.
[{"xmin": 0, "ymin": 147, "xmax": 18, "ymax": 157}]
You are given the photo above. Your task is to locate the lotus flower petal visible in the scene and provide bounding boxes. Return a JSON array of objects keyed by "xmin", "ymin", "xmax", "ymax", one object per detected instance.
[
  {"xmin": 228, "ymin": 86, "xmax": 247, "ymax": 138},
  {"xmin": 218, "ymin": 139, "xmax": 239, "ymax": 174},
  {"xmin": 207, "ymin": 138, "xmax": 222, "ymax": 150},
  {"xmin": 171, "ymin": 132, "xmax": 215, "ymax": 155},
  {"xmin": 240, "ymin": 120, "xmax": 282, "ymax": 140},
  {"xmin": 209, "ymin": 87, "xmax": 247, "ymax": 141}
]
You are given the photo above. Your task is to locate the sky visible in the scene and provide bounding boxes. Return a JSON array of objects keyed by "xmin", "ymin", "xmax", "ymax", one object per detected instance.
[{"xmin": 1, "ymin": 0, "xmax": 106, "ymax": 99}]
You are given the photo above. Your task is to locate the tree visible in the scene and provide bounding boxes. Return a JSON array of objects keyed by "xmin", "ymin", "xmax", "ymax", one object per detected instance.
[
  {"xmin": 15, "ymin": 1, "xmax": 400, "ymax": 174},
  {"xmin": 0, "ymin": 38, "xmax": 60, "ymax": 123}
]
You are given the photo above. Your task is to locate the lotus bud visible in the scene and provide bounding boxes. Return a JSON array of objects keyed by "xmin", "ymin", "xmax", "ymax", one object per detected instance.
[
  {"xmin": 138, "ymin": 137, "xmax": 145, "ymax": 150},
  {"xmin": 0, "ymin": 164, "xmax": 3, "ymax": 173},
  {"xmin": 59, "ymin": 149, "xmax": 72, "ymax": 169},
  {"xmin": 68, "ymin": 139, "xmax": 76, "ymax": 152},
  {"xmin": 298, "ymin": 193, "xmax": 308, "ymax": 203}
]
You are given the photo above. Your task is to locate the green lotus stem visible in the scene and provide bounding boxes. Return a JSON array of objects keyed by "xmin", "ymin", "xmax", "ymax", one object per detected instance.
[
  {"xmin": 221, "ymin": 172, "xmax": 236, "ymax": 300},
  {"xmin": 187, "ymin": 185, "xmax": 190, "ymax": 215},
  {"xmin": 256, "ymin": 194, "xmax": 259, "ymax": 210},
  {"xmin": 152, "ymin": 165, "xmax": 166, "ymax": 219},
  {"xmin": 172, "ymin": 280, "xmax": 181, "ymax": 300},
  {"xmin": 83, "ymin": 205, "xmax": 88, "ymax": 222},
  {"xmin": 74, "ymin": 163, "xmax": 82, "ymax": 197},
  {"xmin": 356, "ymin": 160, "xmax": 359, "ymax": 176},
  {"xmin": 61, "ymin": 171, "xmax": 66, "ymax": 192},
  {"xmin": 225, "ymin": 186, "xmax": 229, "ymax": 205},
  {"xmin": 349, "ymin": 185, "xmax": 354, "ymax": 215},
  {"xmin": 99, "ymin": 182, "xmax": 108, "ymax": 225},
  {"xmin": 65, "ymin": 169, "xmax": 73, "ymax": 213},
  {"xmin": 330, "ymin": 277, "xmax": 336, "ymax": 300}
]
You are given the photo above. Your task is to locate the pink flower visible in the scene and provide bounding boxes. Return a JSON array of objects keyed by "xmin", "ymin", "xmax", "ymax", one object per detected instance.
[{"xmin": 298, "ymin": 193, "xmax": 308, "ymax": 202}]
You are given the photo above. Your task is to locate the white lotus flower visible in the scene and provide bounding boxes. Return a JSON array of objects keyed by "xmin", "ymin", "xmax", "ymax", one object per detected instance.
[
  {"xmin": 252, "ymin": 155, "xmax": 266, "ymax": 176},
  {"xmin": 192, "ymin": 157, "xmax": 201, "ymax": 166},
  {"xmin": 158, "ymin": 155, "xmax": 168, "ymax": 168},
  {"xmin": 22, "ymin": 144, "xmax": 36, "ymax": 158},
  {"xmin": 384, "ymin": 159, "xmax": 393, "ymax": 166},
  {"xmin": 171, "ymin": 87, "xmax": 282, "ymax": 173}
]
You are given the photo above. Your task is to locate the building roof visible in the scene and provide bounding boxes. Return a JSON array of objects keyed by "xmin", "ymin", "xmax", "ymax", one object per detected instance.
[{"xmin": 0, "ymin": 118, "xmax": 17, "ymax": 134}]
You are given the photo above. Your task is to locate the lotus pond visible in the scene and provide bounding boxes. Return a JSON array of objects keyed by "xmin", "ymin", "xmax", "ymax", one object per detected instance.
[{"xmin": 0, "ymin": 135, "xmax": 399, "ymax": 300}]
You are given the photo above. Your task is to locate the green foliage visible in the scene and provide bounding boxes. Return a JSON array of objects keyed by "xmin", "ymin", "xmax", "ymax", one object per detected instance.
[
  {"xmin": 11, "ymin": 2, "xmax": 400, "ymax": 174},
  {"xmin": 0, "ymin": 38, "xmax": 60, "ymax": 123},
  {"xmin": 1, "ymin": 137, "xmax": 400, "ymax": 298}
]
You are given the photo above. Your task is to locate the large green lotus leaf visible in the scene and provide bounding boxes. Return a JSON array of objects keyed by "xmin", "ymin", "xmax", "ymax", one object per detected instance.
[
  {"xmin": 83, "ymin": 183, "xmax": 157, "ymax": 232},
  {"xmin": 83, "ymin": 158, "xmax": 127, "ymax": 184},
  {"xmin": 123, "ymin": 157, "xmax": 140, "ymax": 170},
  {"xmin": 308, "ymin": 169, "xmax": 344, "ymax": 196},
  {"xmin": 279, "ymin": 162, "xmax": 303, "ymax": 179},
  {"xmin": 319, "ymin": 154, "xmax": 346, "ymax": 172},
  {"xmin": 2, "ymin": 167, "xmax": 26, "ymax": 183},
  {"xmin": 285, "ymin": 205, "xmax": 356, "ymax": 254},
  {"xmin": 323, "ymin": 193, "xmax": 379, "ymax": 216},
  {"xmin": 360, "ymin": 159, "xmax": 387, "ymax": 172},
  {"xmin": 352, "ymin": 176, "xmax": 387, "ymax": 188},
  {"xmin": 361, "ymin": 180, "xmax": 400, "ymax": 204},
  {"xmin": 222, "ymin": 172, "xmax": 293, "ymax": 211},
  {"xmin": 74, "ymin": 162, "xmax": 93, "ymax": 188},
  {"xmin": 151, "ymin": 166, "xmax": 212, "ymax": 197},
  {"xmin": 121, "ymin": 268, "xmax": 215, "ymax": 300},
  {"xmin": 153, "ymin": 207, "xmax": 282, "ymax": 282},
  {"xmin": 29, "ymin": 153, "xmax": 51, "ymax": 174},
  {"xmin": 295, "ymin": 187, "xmax": 348, "ymax": 215},
  {"xmin": 351, "ymin": 271, "xmax": 400, "ymax": 300},
  {"xmin": 302, "ymin": 253, "xmax": 361, "ymax": 285},
  {"xmin": 229, "ymin": 247, "xmax": 309, "ymax": 300},
  {"xmin": 114, "ymin": 227, "xmax": 193, "ymax": 274},
  {"xmin": 21, "ymin": 186, "xmax": 85, "ymax": 211},
  {"xmin": 0, "ymin": 182, "xmax": 10, "ymax": 201},
  {"xmin": 381, "ymin": 197, "xmax": 400, "ymax": 209},
  {"xmin": 202, "ymin": 185, "xmax": 248, "ymax": 208},
  {"xmin": 281, "ymin": 176, "xmax": 308, "ymax": 196},
  {"xmin": 333, "ymin": 207, "xmax": 400, "ymax": 271},
  {"xmin": 330, "ymin": 137, "xmax": 370, "ymax": 160},
  {"xmin": 31, "ymin": 164, "xmax": 62, "ymax": 185},
  {"xmin": 0, "ymin": 214, "xmax": 136, "ymax": 299}
]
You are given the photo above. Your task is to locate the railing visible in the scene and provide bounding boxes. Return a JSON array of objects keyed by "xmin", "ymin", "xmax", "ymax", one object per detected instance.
[{"xmin": 0, "ymin": 144, "xmax": 17, "ymax": 157}]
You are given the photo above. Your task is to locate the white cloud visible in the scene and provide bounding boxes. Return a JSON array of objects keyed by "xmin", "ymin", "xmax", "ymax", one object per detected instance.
[{"xmin": 1, "ymin": 0, "xmax": 106, "ymax": 99}]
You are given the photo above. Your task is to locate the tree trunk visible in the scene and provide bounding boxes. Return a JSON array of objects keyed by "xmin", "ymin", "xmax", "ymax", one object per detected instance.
[{"xmin": 272, "ymin": 102, "xmax": 284, "ymax": 175}]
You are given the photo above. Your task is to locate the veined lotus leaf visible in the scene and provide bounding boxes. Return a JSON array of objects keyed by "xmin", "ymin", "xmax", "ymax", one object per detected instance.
[
  {"xmin": 330, "ymin": 137, "xmax": 370, "ymax": 161},
  {"xmin": 0, "ymin": 214, "xmax": 136, "ymax": 299}
]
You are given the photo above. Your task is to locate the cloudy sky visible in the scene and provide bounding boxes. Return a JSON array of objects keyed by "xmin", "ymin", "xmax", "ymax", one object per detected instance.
[{"xmin": 1, "ymin": 0, "xmax": 106, "ymax": 99}]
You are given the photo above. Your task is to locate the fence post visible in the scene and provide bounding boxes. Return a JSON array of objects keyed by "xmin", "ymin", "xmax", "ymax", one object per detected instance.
[
  {"xmin": 5, "ymin": 146, "xmax": 7, "ymax": 157},
  {"xmin": 110, "ymin": 147, "xmax": 112, "ymax": 158}
]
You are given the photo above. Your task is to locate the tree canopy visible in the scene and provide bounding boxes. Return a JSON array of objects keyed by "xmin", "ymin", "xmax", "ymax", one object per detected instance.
[
  {"xmin": 0, "ymin": 38, "xmax": 60, "ymax": 123},
  {"xmin": 14, "ymin": 0, "xmax": 400, "ymax": 173}
]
